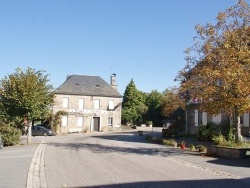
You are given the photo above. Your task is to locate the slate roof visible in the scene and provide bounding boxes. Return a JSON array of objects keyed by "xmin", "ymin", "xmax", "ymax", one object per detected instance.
[{"xmin": 54, "ymin": 75, "xmax": 122, "ymax": 98}]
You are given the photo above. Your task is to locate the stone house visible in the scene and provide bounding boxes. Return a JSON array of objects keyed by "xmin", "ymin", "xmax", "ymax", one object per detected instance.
[
  {"xmin": 53, "ymin": 74, "xmax": 122, "ymax": 134},
  {"xmin": 186, "ymin": 99, "xmax": 250, "ymax": 136}
]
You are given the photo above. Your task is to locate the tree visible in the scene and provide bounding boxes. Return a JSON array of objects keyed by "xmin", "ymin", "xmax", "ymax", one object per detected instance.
[
  {"xmin": 145, "ymin": 90, "xmax": 164, "ymax": 125},
  {"xmin": 162, "ymin": 87, "xmax": 185, "ymax": 118},
  {"xmin": 122, "ymin": 79, "xmax": 147, "ymax": 125},
  {"xmin": 0, "ymin": 67, "xmax": 54, "ymax": 143},
  {"xmin": 178, "ymin": 0, "xmax": 250, "ymax": 141}
]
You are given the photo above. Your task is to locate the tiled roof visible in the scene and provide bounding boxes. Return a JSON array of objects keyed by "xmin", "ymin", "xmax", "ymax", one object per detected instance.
[{"xmin": 54, "ymin": 75, "xmax": 122, "ymax": 97}]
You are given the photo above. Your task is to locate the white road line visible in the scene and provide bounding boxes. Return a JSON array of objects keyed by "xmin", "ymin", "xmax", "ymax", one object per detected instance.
[
  {"xmin": 26, "ymin": 139, "xmax": 47, "ymax": 188},
  {"xmin": 0, "ymin": 155, "xmax": 33, "ymax": 159}
]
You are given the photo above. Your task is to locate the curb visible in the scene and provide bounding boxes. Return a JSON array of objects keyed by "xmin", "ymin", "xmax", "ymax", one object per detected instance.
[{"xmin": 26, "ymin": 139, "xmax": 47, "ymax": 188}]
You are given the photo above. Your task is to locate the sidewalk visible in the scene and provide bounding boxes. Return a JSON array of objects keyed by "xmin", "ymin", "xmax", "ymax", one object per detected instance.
[{"xmin": 19, "ymin": 135, "xmax": 43, "ymax": 145}]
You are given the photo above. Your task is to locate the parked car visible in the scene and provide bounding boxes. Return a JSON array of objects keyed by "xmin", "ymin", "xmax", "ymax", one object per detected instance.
[
  {"xmin": 32, "ymin": 125, "xmax": 55, "ymax": 136},
  {"xmin": 0, "ymin": 135, "xmax": 3, "ymax": 149}
]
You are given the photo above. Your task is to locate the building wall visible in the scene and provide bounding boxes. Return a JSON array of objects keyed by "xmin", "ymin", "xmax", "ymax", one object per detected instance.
[
  {"xmin": 53, "ymin": 94, "xmax": 122, "ymax": 134},
  {"xmin": 186, "ymin": 105, "xmax": 250, "ymax": 136}
]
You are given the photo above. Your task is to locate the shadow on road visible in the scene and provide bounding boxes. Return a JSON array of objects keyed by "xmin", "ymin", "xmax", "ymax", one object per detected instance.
[
  {"xmin": 207, "ymin": 158, "xmax": 250, "ymax": 168},
  {"xmin": 67, "ymin": 178, "xmax": 250, "ymax": 188},
  {"xmin": 48, "ymin": 140, "xmax": 182, "ymax": 157}
]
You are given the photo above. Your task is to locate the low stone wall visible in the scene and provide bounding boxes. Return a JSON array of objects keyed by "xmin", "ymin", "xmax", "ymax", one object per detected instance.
[{"xmin": 208, "ymin": 145, "xmax": 250, "ymax": 159}]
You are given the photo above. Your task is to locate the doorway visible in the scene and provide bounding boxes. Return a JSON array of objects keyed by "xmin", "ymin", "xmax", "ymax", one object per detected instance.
[{"xmin": 93, "ymin": 117, "xmax": 100, "ymax": 131}]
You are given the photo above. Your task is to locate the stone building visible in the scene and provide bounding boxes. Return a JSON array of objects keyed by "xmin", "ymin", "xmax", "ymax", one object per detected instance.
[{"xmin": 53, "ymin": 74, "xmax": 122, "ymax": 134}]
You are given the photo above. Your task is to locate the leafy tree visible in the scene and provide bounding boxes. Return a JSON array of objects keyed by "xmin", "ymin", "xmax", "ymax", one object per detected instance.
[
  {"xmin": 51, "ymin": 110, "xmax": 68, "ymax": 134},
  {"xmin": 122, "ymin": 79, "xmax": 147, "ymax": 125},
  {"xmin": 162, "ymin": 87, "xmax": 185, "ymax": 118},
  {"xmin": 145, "ymin": 90, "xmax": 164, "ymax": 125},
  {"xmin": 178, "ymin": 0, "xmax": 250, "ymax": 141},
  {"xmin": 0, "ymin": 67, "xmax": 54, "ymax": 143}
]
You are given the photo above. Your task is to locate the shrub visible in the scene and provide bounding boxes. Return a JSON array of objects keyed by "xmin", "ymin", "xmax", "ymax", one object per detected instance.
[
  {"xmin": 146, "ymin": 121, "xmax": 153, "ymax": 126},
  {"xmin": 212, "ymin": 133, "xmax": 226, "ymax": 146},
  {"xmin": 162, "ymin": 139, "xmax": 177, "ymax": 146},
  {"xmin": 190, "ymin": 144, "xmax": 196, "ymax": 151},
  {"xmin": 198, "ymin": 123, "xmax": 218, "ymax": 141},
  {"xmin": 196, "ymin": 145, "xmax": 207, "ymax": 152},
  {"xmin": 0, "ymin": 126, "xmax": 21, "ymax": 146},
  {"xmin": 145, "ymin": 135, "xmax": 152, "ymax": 141},
  {"xmin": 151, "ymin": 136, "xmax": 162, "ymax": 144}
]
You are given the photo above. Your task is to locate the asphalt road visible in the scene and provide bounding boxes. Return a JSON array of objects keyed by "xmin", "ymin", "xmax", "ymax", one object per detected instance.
[
  {"xmin": 44, "ymin": 132, "xmax": 250, "ymax": 188},
  {"xmin": 0, "ymin": 144, "xmax": 39, "ymax": 188}
]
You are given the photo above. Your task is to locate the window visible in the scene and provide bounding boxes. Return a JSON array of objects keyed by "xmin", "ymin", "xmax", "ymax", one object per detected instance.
[
  {"xmin": 243, "ymin": 113, "xmax": 249, "ymax": 127},
  {"xmin": 63, "ymin": 97, "xmax": 69, "ymax": 108},
  {"xmin": 212, "ymin": 113, "xmax": 221, "ymax": 124},
  {"xmin": 108, "ymin": 117, "xmax": 113, "ymax": 127},
  {"xmin": 78, "ymin": 98, "xmax": 84, "ymax": 109},
  {"xmin": 94, "ymin": 99, "xmax": 100, "ymax": 110},
  {"xmin": 194, "ymin": 110, "xmax": 198, "ymax": 126},
  {"xmin": 108, "ymin": 100, "xmax": 114, "ymax": 110},
  {"xmin": 77, "ymin": 117, "xmax": 83, "ymax": 127},
  {"xmin": 202, "ymin": 112, "xmax": 207, "ymax": 125},
  {"xmin": 62, "ymin": 116, "xmax": 68, "ymax": 127}
]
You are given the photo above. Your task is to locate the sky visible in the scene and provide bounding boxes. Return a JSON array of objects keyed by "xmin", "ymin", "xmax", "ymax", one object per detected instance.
[{"xmin": 0, "ymin": 0, "xmax": 246, "ymax": 95}]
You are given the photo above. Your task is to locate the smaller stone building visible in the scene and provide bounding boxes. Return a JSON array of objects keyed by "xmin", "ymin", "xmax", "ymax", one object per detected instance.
[{"xmin": 53, "ymin": 74, "xmax": 122, "ymax": 134}]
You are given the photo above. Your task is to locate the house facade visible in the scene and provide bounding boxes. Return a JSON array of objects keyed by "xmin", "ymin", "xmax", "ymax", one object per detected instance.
[
  {"xmin": 186, "ymin": 102, "xmax": 250, "ymax": 136},
  {"xmin": 53, "ymin": 74, "xmax": 122, "ymax": 134}
]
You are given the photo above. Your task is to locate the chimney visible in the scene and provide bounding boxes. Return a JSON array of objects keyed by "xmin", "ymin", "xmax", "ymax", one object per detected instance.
[{"xmin": 110, "ymin": 73, "xmax": 117, "ymax": 90}]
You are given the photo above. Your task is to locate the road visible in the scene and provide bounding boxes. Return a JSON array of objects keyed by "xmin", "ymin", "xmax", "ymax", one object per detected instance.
[
  {"xmin": 0, "ymin": 144, "xmax": 39, "ymax": 188},
  {"xmin": 44, "ymin": 132, "xmax": 250, "ymax": 188}
]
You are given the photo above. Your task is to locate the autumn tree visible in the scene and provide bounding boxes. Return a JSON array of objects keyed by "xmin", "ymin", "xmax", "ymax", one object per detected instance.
[
  {"xmin": 178, "ymin": 0, "xmax": 250, "ymax": 141},
  {"xmin": 122, "ymin": 79, "xmax": 147, "ymax": 125},
  {"xmin": 162, "ymin": 87, "xmax": 186, "ymax": 118},
  {"xmin": 0, "ymin": 67, "xmax": 54, "ymax": 143}
]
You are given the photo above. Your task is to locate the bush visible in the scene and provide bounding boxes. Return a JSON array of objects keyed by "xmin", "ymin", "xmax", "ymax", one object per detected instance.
[
  {"xmin": 146, "ymin": 121, "xmax": 153, "ymax": 126},
  {"xmin": 212, "ymin": 133, "xmax": 226, "ymax": 146},
  {"xmin": 190, "ymin": 144, "xmax": 196, "ymax": 151},
  {"xmin": 196, "ymin": 145, "xmax": 207, "ymax": 152},
  {"xmin": 151, "ymin": 136, "xmax": 162, "ymax": 144},
  {"xmin": 0, "ymin": 126, "xmax": 21, "ymax": 146},
  {"xmin": 197, "ymin": 123, "xmax": 218, "ymax": 141},
  {"xmin": 162, "ymin": 139, "xmax": 177, "ymax": 146},
  {"xmin": 145, "ymin": 135, "xmax": 152, "ymax": 141}
]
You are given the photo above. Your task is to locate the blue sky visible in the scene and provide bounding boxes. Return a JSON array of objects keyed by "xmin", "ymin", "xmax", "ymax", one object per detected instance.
[{"xmin": 0, "ymin": 0, "xmax": 244, "ymax": 95}]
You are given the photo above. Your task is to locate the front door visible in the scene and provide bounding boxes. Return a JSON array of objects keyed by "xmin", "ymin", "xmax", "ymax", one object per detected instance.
[{"xmin": 93, "ymin": 117, "xmax": 100, "ymax": 131}]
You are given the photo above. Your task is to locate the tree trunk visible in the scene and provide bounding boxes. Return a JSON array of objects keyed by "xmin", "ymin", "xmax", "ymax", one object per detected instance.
[
  {"xmin": 27, "ymin": 122, "xmax": 32, "ymax": 144},
  {"xmin": 236, "ymin": 115, "xmax": 242, "ymax": 142},
  {"xmin": 234, "ymin": 107, "xmax": 242, "ymax": 142}
]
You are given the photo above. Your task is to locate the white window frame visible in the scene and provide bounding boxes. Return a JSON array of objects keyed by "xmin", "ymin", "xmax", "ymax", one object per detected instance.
[
  {"xmin": 63, "ymin": 97, "xmax": 69, "ymax": 108},
  {"xmin": 202, "ymin": 112, "xmax": 207, "ymax": 125},
  {"xmin": 78, "ymin": 98, "xmax": 85, "ymax": 109},
  {"xmin": 62, "ymin": 116, "xmax": 68, "ymax": 127},
  {"xmin": 108, "ymin": 100, "xmax": 114, "ymax": 110},
  {"xmin": 94, "ymin": 99, "xmax": 100, "ymax": 110},
  {"xmin": 108, "ymin": 117, "xmax": 113, "ymax": 127},
  {"xmin": 77, "ymin": 117, "xmax": 83, "ymax": 127},
  {"xmin": 194, "ymin": 110, "xmax": 198, "ymax": 126}
]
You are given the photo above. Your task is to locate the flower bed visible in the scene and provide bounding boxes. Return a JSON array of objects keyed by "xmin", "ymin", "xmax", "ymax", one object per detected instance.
[{"xmin": 207, "ymin": 145, "xmax": 250, "ymax": 159}]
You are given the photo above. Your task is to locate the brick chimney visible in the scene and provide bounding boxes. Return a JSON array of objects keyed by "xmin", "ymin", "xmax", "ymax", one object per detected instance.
[{"xmin": 110, "ymin": 73, "xmax": 117, "ymax": 90}]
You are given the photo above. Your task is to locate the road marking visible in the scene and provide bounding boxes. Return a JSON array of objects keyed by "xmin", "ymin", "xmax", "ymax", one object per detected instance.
[
  {"xmin": 26, "ymin": 139, "xmax": 47, "ymax": 188},
  {"xmin": 0, "ymin": 155, "xmax": 33, "ymax": 159},
  {"xmin": 0, "ymin": 149, "xmax": 36, "ymax": 153}
]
